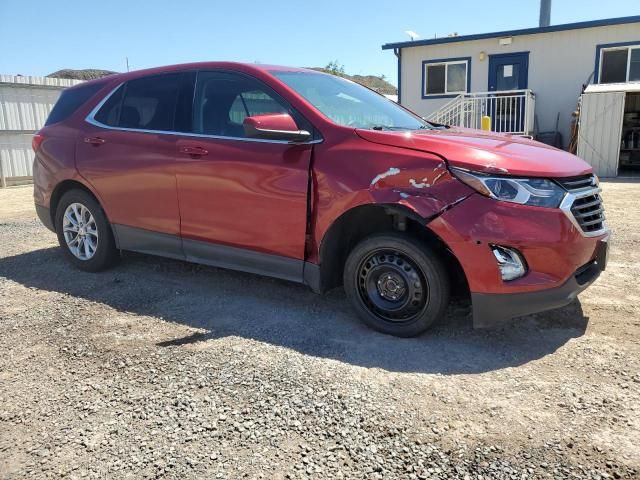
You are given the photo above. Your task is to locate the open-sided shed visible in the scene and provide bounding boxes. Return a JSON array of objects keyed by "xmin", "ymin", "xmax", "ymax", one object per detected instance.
[{"xmin": 578, "ymin": 82, "xmax": 640, "ymax": 178}]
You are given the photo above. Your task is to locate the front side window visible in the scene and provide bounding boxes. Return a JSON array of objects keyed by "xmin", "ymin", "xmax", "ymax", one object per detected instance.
[
  {"xmin": 228, "ymin": 90, "xmax": 287, "ymax": 125},
  {"xmin": 272, "ymin": 70, "xmax": 430, "ymax": 130},
  {"xmin": 600, "ymin": 45, "xmax": 640, "ymax": 84},
  {"xmin": 423, "ymin": 59, "xmax": 468, "ymax": 96},
  {"xmin": 193, "ymin": 72, "xmax": 290, "ymax": 138},
  {"xmin": 93, "ymin": 72, "xmax": 195, "ymax": 132}
]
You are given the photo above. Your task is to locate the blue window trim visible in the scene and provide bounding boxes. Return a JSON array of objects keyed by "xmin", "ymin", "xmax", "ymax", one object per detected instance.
[
  {"xmin": 594, "ymin": 40, "xmax": 640, "ymax": 83},
  {"xmin": 421, "ymin": 57, "xmax": 471, "ymax": 100}
]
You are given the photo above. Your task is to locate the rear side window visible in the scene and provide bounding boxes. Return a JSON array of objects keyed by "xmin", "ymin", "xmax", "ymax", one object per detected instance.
[
  {"xmin": 45, "ymin": 83, "xmax": 103, "ymax": 126},
  {"xmin": 94, "ymin": 85, "xmax": 124, "ymax": 126},
  {"xmin": 93, "ymin": 72, "xmax": 195, "ymax": 132}
]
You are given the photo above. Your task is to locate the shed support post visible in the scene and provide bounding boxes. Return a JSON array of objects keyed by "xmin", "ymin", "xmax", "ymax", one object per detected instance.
[{"xmin": 0, "ymin": 158, "xmax": 6, "ymax": 188}]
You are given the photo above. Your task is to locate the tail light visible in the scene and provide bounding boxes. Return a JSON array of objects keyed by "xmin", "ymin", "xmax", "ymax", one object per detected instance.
[{"xmin": 32, "ymin": 133, "xmax": 44, "ymax": 152}]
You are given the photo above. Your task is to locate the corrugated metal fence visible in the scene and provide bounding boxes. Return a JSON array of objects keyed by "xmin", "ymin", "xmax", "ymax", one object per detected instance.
[{"xmin": 0, "ymin": 75, "xmax": 83, "ymax": 187}]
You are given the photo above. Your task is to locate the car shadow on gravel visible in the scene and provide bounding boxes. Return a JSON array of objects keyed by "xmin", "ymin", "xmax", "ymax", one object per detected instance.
[{"xmin": 0, "ymin": 247, "xmax": 588, "ymax": 375}]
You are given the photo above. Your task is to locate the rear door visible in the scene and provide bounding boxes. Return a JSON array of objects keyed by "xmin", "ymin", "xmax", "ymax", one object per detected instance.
[
  {"xmin": 78, "ymin": 72, "xmax": 195, "ymax": 256},
  {"xmin": 175, "ymin": 70, "xmax": 314, "ymax": 280}
]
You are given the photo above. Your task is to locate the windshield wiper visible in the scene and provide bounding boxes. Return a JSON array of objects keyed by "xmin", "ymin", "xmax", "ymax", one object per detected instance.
[
  {"xmin": 371, "ymin": 125, "xmax": 412, "ymax": 131},
  {"xmin": 421, "ymin": 121, "xmax": 448, "ymax": 130}
]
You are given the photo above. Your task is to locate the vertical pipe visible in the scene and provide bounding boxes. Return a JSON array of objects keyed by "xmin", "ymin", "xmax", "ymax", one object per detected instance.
[
  {"xmin": 394, "ymin": 48, "xmax": 402, "ymax": 104},
  {"xmin": 539, "ymin": 0, "xmax": 551, "ymax": 28}
]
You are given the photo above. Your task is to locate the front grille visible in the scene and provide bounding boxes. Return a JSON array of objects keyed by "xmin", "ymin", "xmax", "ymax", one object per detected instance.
[
  {"xmin": 575, "ymin": 260, "xmax": 599, "ymax": 286},
  {"xmin": 557, "ymin": 174, "xmax": 606, "ymax": 235},
  {"xmin": 571, "ymin": 194, "xmax": 605, "ymax": 233},
  {"xmin": 556, "ymin": 175, "xmax": 595, "ymax": 190}
]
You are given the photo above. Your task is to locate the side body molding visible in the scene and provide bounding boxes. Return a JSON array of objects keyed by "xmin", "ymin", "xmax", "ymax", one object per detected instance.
[{"xmin": 113, "ymin": 224, "xmax": 309, "ymax": 285}]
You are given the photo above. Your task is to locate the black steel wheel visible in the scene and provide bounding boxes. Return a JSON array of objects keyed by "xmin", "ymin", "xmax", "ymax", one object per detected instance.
[
  {"xmin": 344, "ymin": 233, "xmax": 450, "ymax": 337},
  {"xmin": 357, "ymin": 249, "xmax": 428, "ymax": 323}
]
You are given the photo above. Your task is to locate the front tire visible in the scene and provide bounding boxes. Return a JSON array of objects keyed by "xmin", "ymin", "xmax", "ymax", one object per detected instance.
[
  {"xmin": 344, "ymin": 233, "xmax": 450, "ymax": 337},
  {"xmin": 55, "ymin": 189, "xmax": 118, "ymax": 272}
]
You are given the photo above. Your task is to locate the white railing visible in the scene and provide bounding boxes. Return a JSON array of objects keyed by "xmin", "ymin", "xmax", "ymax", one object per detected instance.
[{"xmin": 427, "ymin": 89, "xmax": 536, "ymax": 136}]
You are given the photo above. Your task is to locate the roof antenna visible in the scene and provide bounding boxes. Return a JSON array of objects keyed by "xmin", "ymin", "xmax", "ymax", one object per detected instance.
[
  {"xmin": 405, "ymin": 31, "xmax": 420, "ymax": 41},
  {"xmin": 126, "ymin": 57, "xmax": 130, "ymax": 72}
]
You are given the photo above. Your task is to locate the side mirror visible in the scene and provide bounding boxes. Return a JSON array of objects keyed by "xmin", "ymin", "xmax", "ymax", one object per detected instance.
[{"xmin": 243, "ymin": 113, "xmax": 311, "ymax": 142}]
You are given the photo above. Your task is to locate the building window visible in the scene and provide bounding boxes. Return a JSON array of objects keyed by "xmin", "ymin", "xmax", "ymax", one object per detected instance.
[
  {"xmin": 599, "ymin": 45, "xmax": 640, "ymax": 84},
  {"xmin": 423, "ymin": 59, "xmax": 469, "ymax": 97}
]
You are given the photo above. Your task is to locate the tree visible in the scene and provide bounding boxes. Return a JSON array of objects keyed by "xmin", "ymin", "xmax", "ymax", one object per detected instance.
[{"xmin": 324, "ymin": 60, "xmax": 345, "ymax": 76}]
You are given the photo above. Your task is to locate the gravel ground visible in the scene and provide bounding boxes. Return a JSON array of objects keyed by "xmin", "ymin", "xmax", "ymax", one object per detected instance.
[{"xmin": 0, "ymin": 182, "xmax": 639, "ymax": 479}]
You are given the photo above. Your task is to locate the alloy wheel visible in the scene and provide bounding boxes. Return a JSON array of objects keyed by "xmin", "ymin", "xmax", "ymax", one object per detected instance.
[{"xmin": 62, "ymin": 202, "xmax": 99, "ymax": 260}]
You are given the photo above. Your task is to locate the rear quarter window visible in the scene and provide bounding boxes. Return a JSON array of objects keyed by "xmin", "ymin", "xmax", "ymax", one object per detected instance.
[{"xmin": 45, "ymin": 83, "xmax": 104, "ymax": 126}]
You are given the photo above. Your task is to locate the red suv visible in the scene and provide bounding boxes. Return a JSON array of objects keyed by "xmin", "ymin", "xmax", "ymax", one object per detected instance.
[{"xmin": 33, "ymin": 62, "xmax": 609, "ymax": 336}]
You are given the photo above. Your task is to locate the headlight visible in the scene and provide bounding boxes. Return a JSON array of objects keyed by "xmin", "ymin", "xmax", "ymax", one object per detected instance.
[{"xmin": 451, "ymin": 167, "xmax": 565, "ymax": 208}]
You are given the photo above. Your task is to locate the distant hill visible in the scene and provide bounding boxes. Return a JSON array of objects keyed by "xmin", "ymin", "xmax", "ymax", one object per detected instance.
[
  {"xmin": 45, "ymin": 67, "xmax": 398, "ymax": 95},
  {"xmin": 47, "ymin": 69, "xmax": 117, "ymax": 80},
  {"xmin": 349, "ymin": 74, "xmax": 397, "ymax": 95},
  {"xmin": 311, "ymin": 68, "xmax": 397, "ymax": 95}
]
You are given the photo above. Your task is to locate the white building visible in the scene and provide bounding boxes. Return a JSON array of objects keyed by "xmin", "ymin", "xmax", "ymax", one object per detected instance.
[
  {"xmin": 0, "ymin": 75, "xmax": 81, "ymax": 187},
  {"xmin": 382, "ymin": 15, "xmax": 640, "ymax": 151}
]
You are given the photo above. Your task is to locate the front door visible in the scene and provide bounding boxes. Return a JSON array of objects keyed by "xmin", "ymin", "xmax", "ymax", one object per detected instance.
[
  {"xmin": 488, "ymin": 52, "xmax": 529, "ymax": 132},
  {"xmin": 175, "ymin": 70, "xmax": 313, "ymax": 282}
]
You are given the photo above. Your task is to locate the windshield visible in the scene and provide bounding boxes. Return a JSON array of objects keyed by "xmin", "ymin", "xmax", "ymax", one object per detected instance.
[{"xmin": 271, "ymin": 71, "xmax": 431, "ymax": 131}]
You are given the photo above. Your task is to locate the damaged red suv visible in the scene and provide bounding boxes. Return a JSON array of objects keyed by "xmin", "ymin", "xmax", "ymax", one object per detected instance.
[{"xmin": 33, "ymin": 62, "xmax": 609, "ymax": 336}]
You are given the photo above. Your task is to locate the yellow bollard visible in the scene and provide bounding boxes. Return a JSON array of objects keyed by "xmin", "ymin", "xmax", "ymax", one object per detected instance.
[{"xmin": 481, "ymin": 115, "xmax": 491, "ymax": 131}]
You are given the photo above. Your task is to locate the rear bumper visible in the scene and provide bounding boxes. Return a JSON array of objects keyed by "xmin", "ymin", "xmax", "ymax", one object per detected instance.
[
  {"xmin": 35, "ymin": 204, "xmax": 55, "ymax": 232},
  {"xmin": 471, "ymin": 257, "xmax": 604, "ymax": 328}
]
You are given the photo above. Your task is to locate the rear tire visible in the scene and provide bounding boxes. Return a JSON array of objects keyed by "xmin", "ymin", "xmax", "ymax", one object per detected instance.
[
  {"xmin": 344, "ymin": 233, "xmax": 450, "ymax": 337},
  {"xmin": 55, "ymin": 189, "xmax": 118, "ymax": 272}
]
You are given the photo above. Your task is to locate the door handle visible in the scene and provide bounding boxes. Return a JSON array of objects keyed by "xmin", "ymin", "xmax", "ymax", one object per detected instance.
[
  {"xmin": 179, "ymin": 146, "xmax": 209, "ymax": 156},
  {"xmin": 84, "ymin": 136, "xmax": 105, "ymax": 146}
]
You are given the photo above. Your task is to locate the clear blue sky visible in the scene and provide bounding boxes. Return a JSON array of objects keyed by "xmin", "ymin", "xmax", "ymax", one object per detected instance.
[{"xmin": 1, "ymin": 0, "xmax": 637, "ymax": 85}]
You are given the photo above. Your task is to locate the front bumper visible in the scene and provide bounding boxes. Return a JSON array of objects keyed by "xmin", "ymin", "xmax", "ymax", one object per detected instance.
[
  {"xmin": 427, "ymin": 193, "xmax": 609, "ymax": 328},
  {"xmin": 471, "ymin": 246, "xmax": 606, "ymax": 328}
]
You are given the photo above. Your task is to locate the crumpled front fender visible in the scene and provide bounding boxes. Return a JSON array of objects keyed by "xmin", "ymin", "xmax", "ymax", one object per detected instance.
[{"xmin": 367, "ymin": 165, "xmax": 474, "ymax": 221}]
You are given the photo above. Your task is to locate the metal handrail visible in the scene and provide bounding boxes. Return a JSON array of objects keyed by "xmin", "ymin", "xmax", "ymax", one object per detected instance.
[{"xmin": 427, "ymin": 89, "xmax": 536, "ymax": 136}]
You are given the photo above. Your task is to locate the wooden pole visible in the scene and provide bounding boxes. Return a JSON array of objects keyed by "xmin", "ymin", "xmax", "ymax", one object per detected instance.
[{"xmin": 0, "ymin": 157, "xmax": 6, "ymax": 188}]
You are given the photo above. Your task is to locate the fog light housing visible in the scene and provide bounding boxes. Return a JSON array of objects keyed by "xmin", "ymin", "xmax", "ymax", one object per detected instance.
[{"xmin": 491, "ymin": 245, "xmax": 527, "ymax": 281}]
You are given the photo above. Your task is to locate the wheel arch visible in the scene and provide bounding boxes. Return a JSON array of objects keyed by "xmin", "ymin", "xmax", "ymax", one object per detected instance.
[
  {"xmin": 49, "ymin": 180, "xmax": 109, "ymax": 232},
  {"xmin": 317, "ymin": 203, "xmax": 469, "ymax": 296}
]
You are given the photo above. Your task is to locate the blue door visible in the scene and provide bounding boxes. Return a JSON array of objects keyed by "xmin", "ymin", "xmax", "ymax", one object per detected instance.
[
  {"xmin": 488, "ymin": 52, "xmax": 529, "ymax": 132},
  {"xmin": 488, "ymin": 52, "xmax": 529, "ymax": 91}
]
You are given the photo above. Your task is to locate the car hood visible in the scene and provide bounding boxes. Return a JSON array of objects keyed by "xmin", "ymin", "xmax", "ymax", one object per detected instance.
[{"xmin": 355, "ymin": 127, "xmax": 592, "ymax": 177}]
